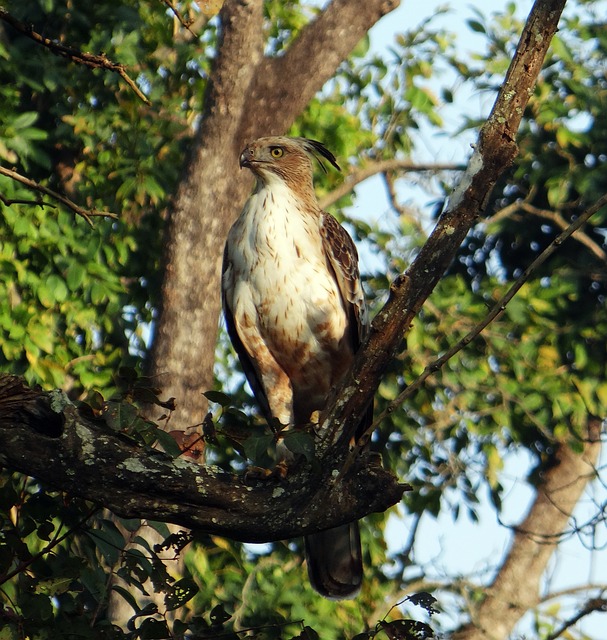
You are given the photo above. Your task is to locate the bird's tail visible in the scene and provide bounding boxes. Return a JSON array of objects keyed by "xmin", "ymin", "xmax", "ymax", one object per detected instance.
[{"xmin": 304, "ymin": 522, "xmax": 362, "ymax": 600}]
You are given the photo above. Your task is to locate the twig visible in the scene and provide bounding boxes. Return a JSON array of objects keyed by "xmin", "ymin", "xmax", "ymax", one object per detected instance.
[
  {"xmin": 318, "ymin": 159, "xmax": 464, "ymax": 210},
  {"xmin": 369, "ymin": 192, "xmax": 607, "ymax": 434},
  {"xmin": 541, "ymin": 585, "xmax": 607, "ymax": 603},
  {"xmin": 0, "ymin": 8, "xmax": 151, "ymax": 105},
  {"xmin": 0, "ymin": 505, "xmax": 99, "ymax": 586},
  {"xmin": 544, "ymin": 597, "xmax": 607, "ymax": 640},
  {"xmin": 382, "ymin": 171, "xmax": 427, "ymax": 235},
  {"xmin": 519, "ymin": 201, "xmax": 607, "ymax": 262},
  {"xmin": 0, "ymin": 192, "xmax": 54, "ymax": 208},
  {"xmin": 485, "ymin": 195, "xmax": 606, "ymax": 262},
  {"xmin": 0, "ymin": 165, "xmax": 118, "ymax": 226},
  {"xmin": 160, "ymin": 0, "xmax": 198, "ymax": 39}
]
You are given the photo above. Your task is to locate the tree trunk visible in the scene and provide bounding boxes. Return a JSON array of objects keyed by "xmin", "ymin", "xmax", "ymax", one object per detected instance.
[{"xmin": 453, "ymin": 418, "xmax": 602, "ymax": 640}]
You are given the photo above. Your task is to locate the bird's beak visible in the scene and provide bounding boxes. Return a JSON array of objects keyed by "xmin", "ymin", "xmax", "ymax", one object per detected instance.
[{"xmin": 239, "ymin": 147, "xmax": 253, "ymax": 169}]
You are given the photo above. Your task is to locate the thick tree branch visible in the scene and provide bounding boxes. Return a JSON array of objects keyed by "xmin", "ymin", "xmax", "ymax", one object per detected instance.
[
  {"xmin": 0, "ymin": 7, "xmax": 150, "ymax": 105},
  {"xmin": 238, "ymin": 0, "xmax": 401, "ymax": 141},
  {"xmin": 316, "ymin": 0, "xmax": 568, "ymax": 453},
  {"xmin": 0, "ymin": 375, "xmax": 406, "ymax": 543}
]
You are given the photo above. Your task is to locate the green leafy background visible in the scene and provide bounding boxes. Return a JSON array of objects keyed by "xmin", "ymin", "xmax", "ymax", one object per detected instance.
[{"xmin": 1, "ymin": 0, "xmax": 606, "ymax": 638}]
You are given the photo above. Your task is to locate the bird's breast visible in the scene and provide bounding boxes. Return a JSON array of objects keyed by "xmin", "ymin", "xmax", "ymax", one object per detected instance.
[{"xmin": 226, "ymin": 186, "xmax": 351, "ymax": 389}]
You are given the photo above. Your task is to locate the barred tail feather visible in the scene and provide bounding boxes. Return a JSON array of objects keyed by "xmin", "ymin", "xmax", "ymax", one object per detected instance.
[{"xmin": 304, "ymin": 523, "xmax": 362, "ymax": 600}]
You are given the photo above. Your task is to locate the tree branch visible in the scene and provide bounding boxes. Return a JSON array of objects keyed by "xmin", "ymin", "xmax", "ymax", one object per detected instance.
[
  {"xmin": 520, "ymin": 201, "xmax": 607, "ymax": 262},
  {"xmin": 238, "ymin": 0, "xmax": 401, "ymax": 141},
  {"xmin": 0, "ymin": 7, "xmax": 151, "ymax": 105},
  {"xmin": 485, "ymin": 195, "xmax": 607, "ymax": 263},
  {"xmin": 0, "ymin": 375, "xmax": 406, "ymax": 543},
  {"xmin": 370, "ymin": 192, "xmax": 607, "ymax": 432},
  {"xmin": 544, "ymin": 597, "xmax": 607, "ymax": 640},
  {"xmin": 316, "ymin": 0, "xmax": 569, "ymax": 453},
  {"xmin": 0, "ymin": 165, "xmax": 118, "ymax": 226},
  {"xmin": 318, "ymin": 159, "xmax": 464, "ymax": 210}
]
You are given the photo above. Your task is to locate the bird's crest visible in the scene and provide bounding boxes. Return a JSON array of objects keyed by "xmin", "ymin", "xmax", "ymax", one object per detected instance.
[{"xmin": 300, "ymin": 138, "xmax": 341, "ymax": 174}]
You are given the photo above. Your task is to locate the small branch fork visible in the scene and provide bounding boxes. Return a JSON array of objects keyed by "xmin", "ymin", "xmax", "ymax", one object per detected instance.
[
  {"xmin": 544, "ymin": 597, "xmax": 607, "ymax": 640},
  {"xmin": 0, "ymin": 165, "xmax": 117, "ymax": 226},
  {"xmin": 0, "ymin": 7, "xmax": 150, "ymax": 105}
]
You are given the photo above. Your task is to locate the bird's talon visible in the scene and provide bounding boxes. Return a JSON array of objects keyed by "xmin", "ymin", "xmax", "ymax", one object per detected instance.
[
  {"xmin": 275, "ymin": 460, "xmax": 289, "ymax": 479},
  {"xmin": 243, "ymin": 466, "xmax": 274, "ymax": 483},
  {"xmin": 243, "ymin": 462, "xmax": 290, "ymax": 483}
]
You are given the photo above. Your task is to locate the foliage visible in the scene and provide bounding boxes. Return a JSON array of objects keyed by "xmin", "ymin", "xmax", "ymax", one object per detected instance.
[
  {"xmin": 1, "ymin": 0, "xmax": 606, "ymax": 639},
  {"xmin": 0, "ymin": 0, "xmax": 210, "ymax": 394}
]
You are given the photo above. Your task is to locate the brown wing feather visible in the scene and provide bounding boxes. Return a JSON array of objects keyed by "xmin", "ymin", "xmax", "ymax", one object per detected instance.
[
  {"xmin": 319, "ymin": 212, "xmax": 368, "ymax": 347},
  {"xmin": 319, "ymin": 211, "xmax": 372, "ymax": 440}
]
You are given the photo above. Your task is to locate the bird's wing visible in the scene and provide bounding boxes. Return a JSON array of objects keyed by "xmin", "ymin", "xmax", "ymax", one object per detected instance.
[
  {"xmin": 320, "ymin": 212, "xmax": 368, "ymax": 347},
  {"xmin": 221, "ymin": 244, "xmax": 273, "ymax": 424},
  {"xmin": 319, "ymin": 212, "xmax": 373, "ymax": 437}
]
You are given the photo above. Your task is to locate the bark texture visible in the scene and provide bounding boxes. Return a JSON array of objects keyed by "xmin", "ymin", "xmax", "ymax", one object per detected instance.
[{"xmin": 0, "ymin": 374, "xmax": 405, "ymax": 541}]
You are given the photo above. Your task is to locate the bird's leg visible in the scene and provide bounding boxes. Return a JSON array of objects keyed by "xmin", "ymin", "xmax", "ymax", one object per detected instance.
[
  {"xmin": 275, "ymin": 429, "xmax": 296, "ymax": 479},
  {"xmin": 242, "ymin": 418, "xmax": 294, "ymax": 482}
]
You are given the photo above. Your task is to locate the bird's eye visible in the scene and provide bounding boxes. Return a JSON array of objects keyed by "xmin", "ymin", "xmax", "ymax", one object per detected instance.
[{"xmin": 270, "ymin": 147, "xmax": 284, "ymax": 158}]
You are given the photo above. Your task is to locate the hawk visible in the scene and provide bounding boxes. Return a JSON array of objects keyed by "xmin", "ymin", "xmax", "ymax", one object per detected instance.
[{"xmin": 221, "ymin": 136, "xmax": 371, "ymax": 599}]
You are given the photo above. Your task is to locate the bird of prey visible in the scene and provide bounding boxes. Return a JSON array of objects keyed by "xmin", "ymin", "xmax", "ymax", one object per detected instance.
[{"xmin": 221, "ymin": 136, "xmax": 371, "ymax": 599}]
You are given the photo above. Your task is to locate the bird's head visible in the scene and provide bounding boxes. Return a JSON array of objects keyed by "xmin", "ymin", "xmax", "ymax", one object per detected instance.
[{"xmin": 239, "ymin": 137, "xmax": 340, "ymax": 190}]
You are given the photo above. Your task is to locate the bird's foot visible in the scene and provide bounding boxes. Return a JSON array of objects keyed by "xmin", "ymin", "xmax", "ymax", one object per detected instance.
[{"xmin": 243, "ymin": 460, "xmax": 289, "ymax": 483}]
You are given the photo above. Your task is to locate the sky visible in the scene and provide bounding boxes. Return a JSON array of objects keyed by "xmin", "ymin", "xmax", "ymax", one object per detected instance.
[{"xmin": 357, "ymin": 1, "xmax": 607, "ymax": 637}]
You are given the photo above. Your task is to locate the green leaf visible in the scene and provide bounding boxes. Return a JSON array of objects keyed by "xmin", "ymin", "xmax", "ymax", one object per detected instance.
[
  {"xmin": 137, "ymin": 618, "xmax": 171, "ymax": 640},
  {"xmin": 112, "ymin": 584, "xmax": 141, "ymax": 614},
  {"xmin": 11, "ymin": 111, "xmax": 39, "ymax": 129},
  {"xmin": 154, "ymin": 428, "xmax": 183, "ymax": 457},
  {"xmin": 37, "ymin": 577, "xmax": 74, "ymax": 597},
  {"xmin": 203, "ymin": 390, "xmax": 233, "ymax": 406},
  {"xmin": 102, "ymin": 400, "xmax": 139, "ymax": 432},
  {"xmin": 164, "ymin": 578, "xmax": 200, "ymax": 611},
  {"xmin": 66, "ymin": 262, "xmax": 86, "ymax": 290},
  {"xmin": 209, "ymin": 603, "xmax": 232, "ymax": 625},
  {"xmin": 86, "ymin": 520, "xmax": 126, "ymax": 565},
  {"xmin": 0, "ymin": 625, "xmax": 20, "ymax": 640},
  {"xmin": 28, "ymin": 323, "xmax": 55, "ymax": 353},
  {"xmin": 243, "ymin": 434, "xmax": 275, "ymax": 466},
  {"xmin": 467, "ymin": 19, "xmax": 486, "ymax": 33},
  {"xmin": 282, "ymin": 430, "xmax": 315, "ymax": 462}
]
